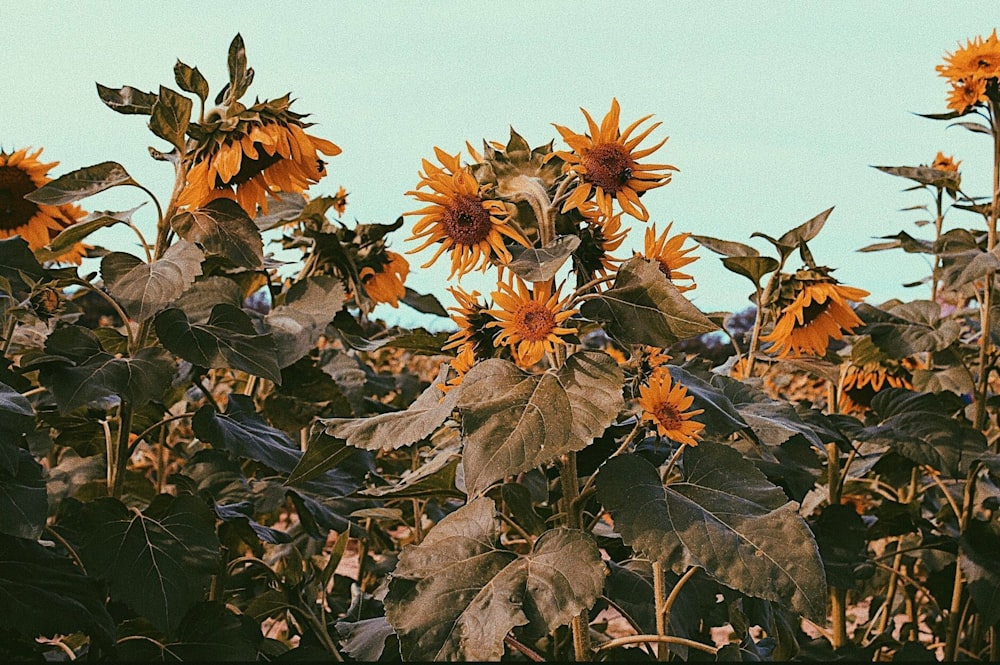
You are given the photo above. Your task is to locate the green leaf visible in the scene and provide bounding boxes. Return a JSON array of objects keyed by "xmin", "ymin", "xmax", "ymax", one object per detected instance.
[
  {"xmin": 857, "ymin": 301, "xmax": 960, "ymax": 357},
  {"xmin": 149, "ymin": 85, "xmax": 193, "ymax": 151},
  {"xmin": 669, "ymin": 366, "xmax": 746, "ymax": 437},
  {"xmin": 0, "ymin": 237, "xmax": 46, "ymax": 290},
  {"xmin": 323, "ymin": 379, "xmax": 460, "ymax": 451},
  {"xmin": 361, "ymin": 447, "xmax": 462, "ymax": 499},
  {"xmin": 101, "ymin": 241, "xmax": 204, "ymax": 321},
  {"xmin": 171, "ymin": 199, "xmax": 264, "ymax": 269},
  {"xmin": 508, "ymin": 235, "xmax": 581, "ymax": 282},
  {"xmin": 721, "ymin": 256, "xmax": 780, "ymax": 288},
  {"xmin": 401, "ymin": 287, "xmax": 448, "ymax": 316},
  {"xmin": 339, "ymin": 326, "xmax": 452, "ymax": 355},
  {"xmin": 0, "ymin": 534, "xmax": 115, "ymax": 644},
  {"xmin": 691, "ymin": 235, "xmax": 760, "ymax": 257},
  {"xmin": 777, "ymin": 207, "xmax": 833, "ymax": 249},
  {"xmin": 25, "ymin": 161, "xmax": 136, "ymax": 206},
  {"xmin": 596, "ymin": 447, "xmax": 827, "ymax": 621},
  {"xmin": 580, "ymin": 257, "xmax": 718, "ymax": 346},
  {"xmin": 95, "ymin": 83, "xmax": 157, "ymax": 115},
  {"xmin": 457, "ymin": 351, "xmax": 623, "ymax": 496},
  {"xmin": 384, "ymin": 497, "xmax": 605, "ymax": 661},
  {"xmin": 173, "ymin": 60, "xmax": 209, "ymax": 104},
  {"xmin": 952, "ymin": 247, "xmax": 1000, "ymax": 289},
  {"xmin": 718, "ymin": 375, "xmax": 825, "ymax": 450},
  {"xmin": 857, "ymin": 231, "xmax": 935, "ymax": 254},
  {"xmin": 117, "ymin": 601, "xmax": 262, "ymax": 661},
  {"xmin": 193, "ymin": 394, "xmax": 301, "ymax": 474},
  {"xmin": 226, "ymin": 34, "xmax": 254, "ymax": 101},
  {"xmin": 72, "ymin": 494, "xmax": 220, "ymax": 633},
  {"xmin": 285, "ymin": 430, "xmax": 354, "ymax": 487},
  {"xmin": 265, "ymin": 276, "xmax": 345, "ymax": 368},
  {"xmin": 0, "ymin": 449, "xmax": 47, "ymax": 539},
  {"xmin": 960, "ymin": 519, "xmax": 1000, "ymax": 625},
  {"xmin": 36, "ymin": 206, "xmax": 142, "ymax": 262},
  {"xmin": 154, "ymin": 304, "xmax": 282, "ymax": 384},
  {"xmin": 171, "ymin": 276, "xmax": 244, "ymax": 325},
  {"xmin": 873, "ymin": 165, "xmax": 961, "ymax": 191},
  {"xmin": 336, "ymin": 617, "xmax": 397, "ymax": 662}
]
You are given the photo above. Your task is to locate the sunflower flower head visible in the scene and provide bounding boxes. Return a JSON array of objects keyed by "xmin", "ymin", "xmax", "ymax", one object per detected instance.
[
  {"xmin": 488, "ymin": 275, "xmax": 577, "ymax": 368},
  {"xmin": 0, "ymin": 147, "xmax": 89, "ymax": 262},
  {"xmin": 638, "ymin": 367, "xmax": 705, "ymax": 446},
  {"xmin": 938, "ymin": 30, "xmax": 1000, "ymax": 112},
  {"xmin": 443, "ymin": 286, "xmax": 500, "ymax": 359},
  {"xmin": 178, "ymin": 95, "xmax": 341, "ymax": 216},
  {"xmin": 359, "ymin": 250, "xmax": 409, "ymax": 308},
  {"xmin": 838, "ymin": 337, "xmax": 919, "ymax": 414},
  {"xmin": 761, "ymin": 269, "xmax": 870, "ymax": 359},
  {"xmin": 571, "ymin": 204, "xmax": 630, "ymax": 282},
  {"xmin": 333, "ymin": 186, "xmax": 348, "ymax": 217},
  {"xmin": 641, "ymin": 222, "xmax": 698, "ymax": 292},
  {"xmin": 553, "ymin": 98, "xmax": 677, "ymax": 221},
  {"xmin": 931, "ymin": 152, "xmax": 961, "ymax": 172},
  {"xmin": 439, "ymin": 343, "xmax": 477, "ymax": 393},
  {"xmin": 405, "ymin": 147, "xmax": 529, "ymax": 279}
]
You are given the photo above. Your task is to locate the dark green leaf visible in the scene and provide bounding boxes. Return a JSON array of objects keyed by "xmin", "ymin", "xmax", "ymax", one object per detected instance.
[
  {"xmin": 721, "ymin": 255, "xmax": 780, "ymax": 288},
  {"xmin": 253, "ymin": 192, "xmax": 307, "ymax": 231},
  {"xmin": 811, "ymin": 504, "xmax": 869, "ymax": 588},
  {"xmin": 25, "ymin": 161, "xmax": 135, "ymax": 206},
  {"xmin": 336, "ymin": 616, "xmax": 397, "ymax": 662},
  {"xmin": 401, "ymin": 287, "xmax": 448, "ymax": 316},
  {"xmin": 171, "ymin": 199, "xmax": 264, "ymax": 269},
  {"xmin": 857, "ymin": 301, "xmax": 960, "ymax": 357},
  {"xmin": 171, "ymin": 276, "xmax": 244, "ymax": 325},
  {"xmin": 285, "ymin": 430, "xmax": 353, "ymax": 487},
  {"xmin": 36, "ymin": 206, "xmax": 141, "ymax": 262},
  {"xmin": 154, "ymin": 304, "xmax": 282, "ymax": 384},
  {"xmin": 508, "ymin": 235, "xmax": 581, "ymax": 282},
  {"xmin": 596, "ymin": 447, "xmax": 827, "ymax": 621},
  {"xmin": 227, "ymin": 34, "xmax": 249, "ymax": 98},
  {"xmin": 193, "ymin": 394, "xmax": 301, "ymax": 474},
  {"xmin": 361, "ymin": 448, "xmax": 462, "ymax": 499},
  {"xmin": 384, "ymin": 497, "xmax": 604, "ymax": 661},
  {"xmin": 457, "ymin": 351, "xmax": 624, "ymax": 496},
  {"xmin": 339, "ymin": 326, "xmax": 451, "ymax": 355},
  {"xmin": 669, "ymin": 366, "xmax": 746, "ymax": 437},
  {"xmin": 858, "ymin": 231, "xmax": 935, "ymax": 254},
  {"xmin": 690, "ymin": 235, "xmax": 760, "ymax": 257},
  {"xmin": 0, "ymin": 534, "xmax": 115, "ymax": 644},
  {"xmin": 101, "ymin": 241, "xmax": 204, "ymax": 321},
  {"xmin": 173, "ymin": 60, "xmax": 209, "ymax": 104},
  {"xmin": 149, "ymin": 86, "xmax": 193, "ymax": 151},
  {"xmin": 95, "ymin": 83, "xmax": 157, "ymax": 115},
  {"xmin": 580, "ymin": 257, "xmax": 717, "ymax": 346},
  {"xmin": 960, "ymin": 519, "xmax": 1000, "ymax": 625},
  {"xmin": 266, "ymin": 276, "xmax": 345, "ymax": 368},
  {"xmin": 72, "ymin": 494, "xmax": 220, "ymax": 632},
  {"xmin": 0, "ymin": 237, "xmax": 46, "ymax": 290},
  {"xmin": 117, "ymin": 601, "xmax": 261, "ymax": 661},
  {"xmin": 0, "ymin": 449, "xmax": 46, "ymax": 539},
  {"xmin": 214, "ymin": 501, "xmax": 291, "ymax": 546},
  {"xmin": 777, "ymin": 207, "xmax": 833, "ymax": 248}
]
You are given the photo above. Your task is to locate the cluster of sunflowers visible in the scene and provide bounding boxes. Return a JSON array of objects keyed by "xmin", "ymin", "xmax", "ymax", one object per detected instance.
[{"xmin": 940, "ymin": 28, "xmax": 1000, "ymax": 113}]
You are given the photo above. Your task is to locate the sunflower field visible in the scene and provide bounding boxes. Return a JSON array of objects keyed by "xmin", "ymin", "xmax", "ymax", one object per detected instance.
[{"xmin": 3, "ymin": 31, "xmax": 1000, "ymax": 663}]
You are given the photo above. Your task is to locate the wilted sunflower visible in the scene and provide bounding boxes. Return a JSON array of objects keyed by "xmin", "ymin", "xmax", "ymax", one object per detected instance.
[
  {"xmin": 443, "ymin": 286, "xmax": 498, "ymax": 359},
  {"xmin": 638, "ymin": 368, "xmax": 704, "ymax": 446},
  {"xmin": 642, "ymin": 222, "xmax": 698, "ymax": 292},
  {"xmin": 0, "ymin": 147, "xmax": 87, "ymax": 259},
  {"xmin": 488, "ymin": 275, "xmax": 577, "ymax": 368},
  {"xmin": 179, "ymin": 98, "xmax": 341, "ymax": 216},
  {"xmin": 931, "ymin": 152, "xmax": 961, "ymax": 172},
  {"xmin": 405, "ymin": 148, "xmax": 528, "ymax": 279},
  {"xmin": 761, "ymin": 275, "xmax": 870, "ymax": 359},
  {"xmin": 359, "ymin": 251, "xmax": 409, "ymax": 308},
  {"xmin": 553, "ymin": 98, "xmax": 677, "ymax": 221}
]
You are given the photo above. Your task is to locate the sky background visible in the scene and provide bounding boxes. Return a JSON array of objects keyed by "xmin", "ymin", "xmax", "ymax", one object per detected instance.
[{"xmin": 5, "ymin": 2, "xmax": 999, "ymax": 328}]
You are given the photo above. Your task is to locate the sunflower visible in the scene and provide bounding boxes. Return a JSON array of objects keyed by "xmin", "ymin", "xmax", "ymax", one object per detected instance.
[
  {"xmin": 840, "ymin": 364, "xmax": 913, "ymax": 415},
  {"xmin": 553, "ymin": 98, "xmax": 677, "ymax": 221},
  {"xmin": 359, "ymin": 251, "xmax": 409, "ymax": 308},
  {"xmin": 443, "ymin": 286, "xmax": 498, "ymax": 358},
  {"xmin": 333, "ymin": 186, "xmax": 348, "ymax": 217},
  {"xmin": 761, "ymin": 278, "xmax": 870, "ymax": 359},
  {"xmin": 642, "ymin": 222, "xmax": 698, "ymax": 292},
  {"xmin": 573, "ymin": 204, "xmax": 629, "ymax": 280},
  {"xmin": 179, "ymin": 100, "xmax": 341, "ymax": 216},
  {"xmin": 439, "ymin": 343, "xmax": 476, "ymax": 393},
  {"xmin": 488, "ymin": 275, "xmax": 577, "ymax": 368},
  {"xmin": 638, "ymin": 368, "xmax": 704, "ymax": 446},
  {"xmin": 0, "ymin": 147, "xmax": 88, "ymax": 259},
  {"xmin": 405, "ymin": 147, "xmax": 529, "ymax": 279},
  {"xmin": 931, "ymin": 152, "xmax": 961, "ymax": 172},
  {"xmin": 946, "ymin": 78, "xmax": 988, "ymax": 113},
  {"xmin": 937, "ymin": 30, "xmax": 1000, "ymax": 84}
]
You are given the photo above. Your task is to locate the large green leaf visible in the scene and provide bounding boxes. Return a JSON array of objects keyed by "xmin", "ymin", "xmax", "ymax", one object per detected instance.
[
  {"xmin": 0, "ymin": 534, "xmax": 115, "ymax": 645},
  {"xmin": 401, "ymin": 288, "xmax": 448, "ymax": 316},
  {"xmin": 0, "ymin": 237, "xmax": 47, "ymax": 291},
  {"xmin": 171, "ymin": 199, "xmax": 264, "ymax": 269},
  {"xmin": 857, "ymin": 300, "xmax": 960, "ymax": 358},
  {"xmin": 596, "ymin": 446, "xmax": 827, "ymax": 621},
  {"xmin": 335, "ymin": 616, "xmax": 397, "ymax": 662},
  {"xmin": 690, "ymin": 235, "xmax": 760, "ymax": 257},
  {"xmin": 507, "ymin": 235, "xmax": 580, "ymax": 282},
  {"xmin": 457, "ymin": 351, "xmax": 623, "ymax": 496},
  {"xmin": 961, "ymin": 519, "xmax": 1000, "ymax": 626},
  {"xmin": 361, "ymin": 447, "xmax": 462, "ymax": 499},
  {"xmin": 265, "ymin": 276, "xmax": 345, "ymax": 368},
  {"xmin": 116, "ymin": 601, "xmax": 261, "ymax": 661},
  {"xmin": 717, "ymin": 374, "xmax": 825, "ymax": 450},
  {"xmin": 193, "ymin": 394, "xmax": 301, "ymax": 474},
  {"xmin": 0, "ymin": 449, "xmax": 47, "ymax": 539},
  {"xmin": 580, "ymin": 257, "xmax": 717, "ymax": 346},
  {"xmin": 72, "ymin": 494, "xmax": 220, "ymax": 633},
  {"xmin": 668, "ymin": 366, "xmax": 746, "ymax": 437},
  {"xmin": 36, "ymin": 206, "xmax": 141, "ymax": 262},
  {"xmin": 102, "ymin": 241, "xmax": 204, "ymax": 321},
  {"xmin": 0, "ymin": 382, "xmax": 33, "ymax": 475},
  {"xmin": 323, "ymin": 378, "xmax": 460, "ymax": 451},
  {"xmin": 25, "ymin": 161, "xmax": 136, "ymax": 206},
  {"xmin": 154, "ymin": 304, "xmax": 281, "ymax": 384},
  {"xmin": 384, "ymin": 497, "xmax": 605, "ymax": 661}
]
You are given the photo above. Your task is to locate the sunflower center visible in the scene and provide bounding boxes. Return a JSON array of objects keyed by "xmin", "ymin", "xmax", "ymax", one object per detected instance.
[
  {"xmin": 0, "ymin": 166, "xmax": 40, "ymax": 231},
  {"xmin": 214, "ymin": 142, "xmax": 285, "ymax": 188},
  {"xmin": 799, "ymin": 297, "xmax": 831, "ymax": 326},
  {"xmin": 514, "ymin": 302, "xmax": 556, "ymax": 341},
  {"xmin": 652, "ymin": 401, "xmax": 683, "ymax": 431},
  {"xmin": 583, "ymin": 143, "xmax": 634, "ymax": 194},
  {"xmin": 441, "ymin": 195, "xmax": 494, "ymax": 246}
]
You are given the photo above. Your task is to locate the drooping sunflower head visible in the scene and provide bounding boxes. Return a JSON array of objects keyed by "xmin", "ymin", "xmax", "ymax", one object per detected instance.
[
  {"xmin": 488, "ymin": 275, "xmax": 578, "ymax": 368},
  {"xmin": 838, "ymin": 337, "xmax": 919, "ymax": 414},
  {"xmin": 638, "ymin": 367, "xmax": 705, "ymax": 446},
  {"xmin": 405, "ymin": 147, "xmax": 529, "ymax": 280},
  {"xmin": 641, "ymin": 222, "xmax": 698, "ymax": 292},
  {"xmin": 760, "ymin": 269, "xmax": 870, "ymax": 359},
  {"xmin": 553, "ymin": 98, "xmax": 677, "ymax": 221},
  {"xmin": 179, "ymin": 96, "xmax": 341, "ymax": 216},
  {"xmin": 443, "ymin": 286, "xmax": 500, "ymax": 360},
  {"xmin": 0, "ymin": 147, "xmax": 88, "ymax": 261},
  {"xmin": 359, "ymin": 250, "xmax": 409, "ymax": 308}
]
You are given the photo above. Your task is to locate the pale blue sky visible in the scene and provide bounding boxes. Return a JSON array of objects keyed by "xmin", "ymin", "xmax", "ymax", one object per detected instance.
[{"xmin": 5, "ymin": 2, "xmax": 998, "ymax": 323}]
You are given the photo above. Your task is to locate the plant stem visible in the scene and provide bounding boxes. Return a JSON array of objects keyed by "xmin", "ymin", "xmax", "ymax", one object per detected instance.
[
  {"xmin": 944, "ymin": 464, "xmax": 981, "ymax": 662},
  {"xmin": 825, "ymin": 442, "xmax": 848, "ymax": 649},
  {"xmin": 111, "ymin": 401, "xmax": 134, "ymax": 500},
  {"xmin": 652, "ymin": 561, "xmax": 670, "ymax": 662},
  {"xmin": 594, "ymin": 634, "xmax": 718, "ymax": 656},
  {"xmin": 975, "ymin": 100, "xmax": 1000, "ymax": 431},
  {"xmin": 745, "ymin": 267, "xmax": 782, "ymax": 377},
  {"xmin": 932, "ymin": 187, "xmax": 944, "ymax": 302}
]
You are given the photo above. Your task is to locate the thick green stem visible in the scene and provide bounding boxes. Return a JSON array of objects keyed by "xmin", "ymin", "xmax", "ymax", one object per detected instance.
[
  {"xmin": 745, "ymin": 266, "xmax": 783, "ymax": 377},
  {"xmin": 110, "ymin": 401, "xmax": 135, "ymax": 499}
]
